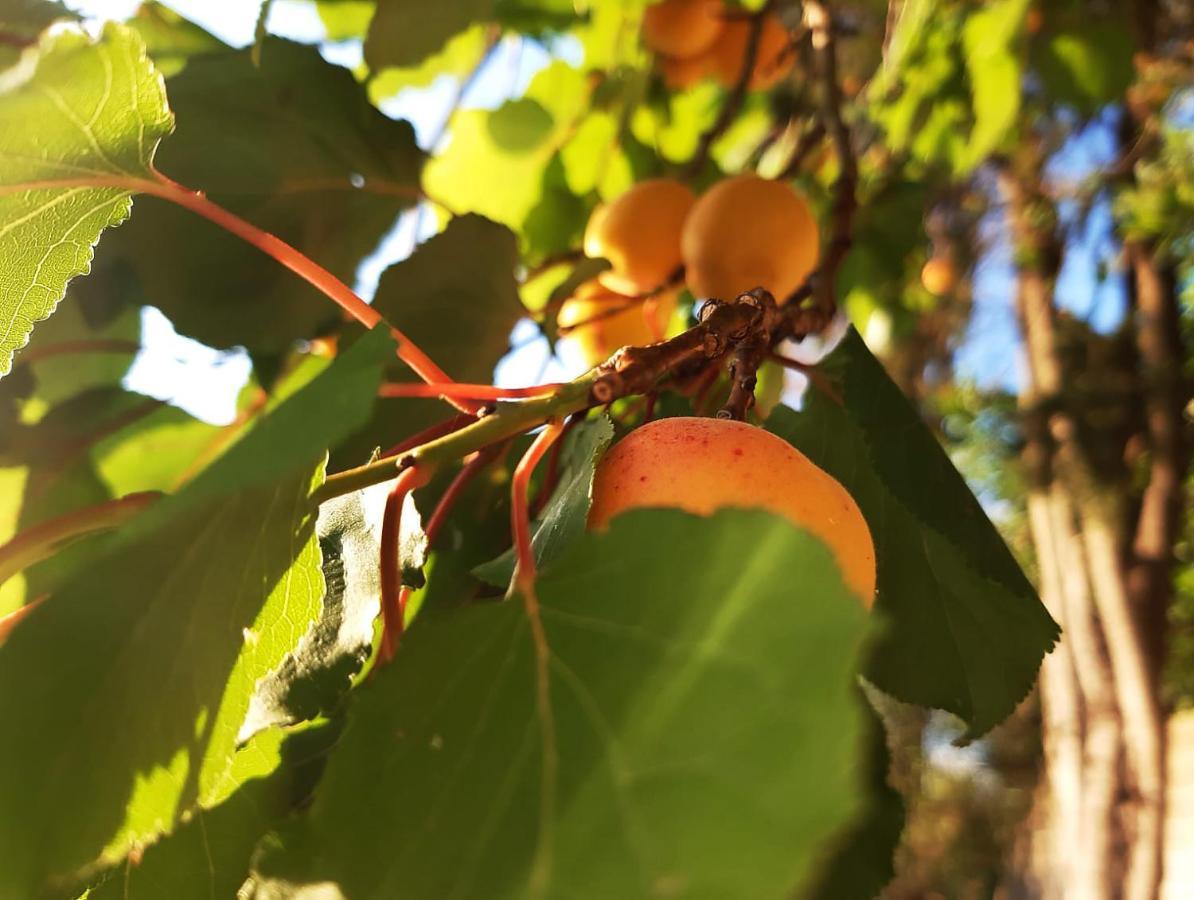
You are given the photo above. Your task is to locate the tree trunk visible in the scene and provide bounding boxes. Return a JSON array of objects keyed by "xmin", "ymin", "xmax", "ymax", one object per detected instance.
[{"xmin": 1002, "ymin": 157, "xmax": 1178, "ymax": 898}]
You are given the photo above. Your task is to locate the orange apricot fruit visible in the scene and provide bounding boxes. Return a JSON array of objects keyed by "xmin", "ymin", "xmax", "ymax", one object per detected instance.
[
  {"xmin": 642, "ymin": 0, "xmax": 726, "ymax": 60},
  {"xmin": 681, "ymin": 173, "xmax": 820, "ymax": 303},
  {"xmin": 589, "ymin": 416, "xmax": 877, "ymax": 605},
  {"xmin": 584, "ymin": 178, "xmax": 696, "ymax": 296},
  {"xmin": 920, "ymin": 257, "xmax": 957, "ymax": 296},
  {"xmin": 708, "ymin": 13, "xmax": 794, "ymax": 91},
  {"xmin": 659, "ymin": 50, "xmax": 715, "ymax": 89},
  {"xmin": 557, "ymin": 281, "xmax": 677, "ymax": 368}
]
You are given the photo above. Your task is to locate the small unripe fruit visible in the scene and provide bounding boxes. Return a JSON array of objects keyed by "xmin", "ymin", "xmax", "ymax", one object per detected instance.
[
  {"xmin": 557, "ymin": 281, "xmax": 677, "ymax": 368},
  {"xmin": 920, "ymin": 257, "xmax": 957, "ymax": 296},
  {"xmin": 642, "ymin": 0, "xmax": 725, "ymax": 60},
  {"xmin": 681, "ymin": 173, "xmax": 820, "ymax": 303},
  {"xmin": 584, "ymin": 178, "xmax": 696, "ymax": 296},
  {"xmin": 708, "ymin": 14, "xmax": 794, "ymax": 91},
  {"xmin": 590, "ymin": 417, "xmax": 876, "ymax": 604}
]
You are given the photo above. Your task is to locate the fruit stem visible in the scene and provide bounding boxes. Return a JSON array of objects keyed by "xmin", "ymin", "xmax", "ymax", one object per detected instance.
[
  {"xmin": 1, "ymin": 174, "xmax": 477, "ymax": 411},
  {"xmin": 0, "ymin": 492, "xmax": 160, "ymax": 592},
  {"xmin": 12, "ymin": 339, "xmax": 142, "ymax": 366},
  {"xmin": 377, "ymin": 464, "xmax": 434, "ymax": 664}
]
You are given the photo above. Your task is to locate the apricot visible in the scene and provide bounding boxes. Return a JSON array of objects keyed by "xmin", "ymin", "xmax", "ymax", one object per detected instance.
[
  {"xmin": 557, "ymin": 281, "xmax": 677, "ymax": 368},
  {"xmin": 584, "ymin": 178, "xmax": 696, "ymax": 296},
  {"xmin": 920, "ymin": 257, "xmax": 957, "ymax": 296},
  {"xmin": 642, "ymin": 0, "xmax": 725, "ymax": 60},
  {"xmin": 708, "ymin": 14, "xmax": 793, "ymax": 91},
  {"xmin": 659, "ymin": 51, "xmax": 715, "ymax": 90},
  {"xmin": 681, "ymin": 173, "xmax": 820, "ymax": 303},
  {"xmin": 589, "ymin": 416, "xmax": 876, "ymax": 604}
]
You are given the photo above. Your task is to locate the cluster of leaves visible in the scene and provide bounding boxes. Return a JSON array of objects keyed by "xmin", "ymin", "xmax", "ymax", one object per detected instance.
[{"xmin": 0, "ymin": 2, "xmax": 1063, "ymax": 897}]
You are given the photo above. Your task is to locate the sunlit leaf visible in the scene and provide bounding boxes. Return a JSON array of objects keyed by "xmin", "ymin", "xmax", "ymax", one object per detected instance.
[
  {"xmin": 0, "ymin": 24, "xmax": 171, "ymax": 377},
  {"xmin": 79, "ymin": 38, "xmax": 422, "ymax": 354},
  {"xmin": 251, "ymin": 508, "xmax": 870, "ymax": 898},
  {"xmin": 0, "ymin": 329, "xmax": 394, "ymax": 895}
]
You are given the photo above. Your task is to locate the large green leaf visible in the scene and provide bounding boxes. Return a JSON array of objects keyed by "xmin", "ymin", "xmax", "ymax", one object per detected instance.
[
  {"xmin": 769, "ymin": 329, "xmax": 1059, "ymax": 736},
  {"xmin": 0, "ymin": 23, "xmax": 171, "ymax": 377},
  {"xmin": 79, "ymin": 38, "xmax": 422, "ymax": 354},
  {"xmin": 250, "ymin": 508, "xmax": 870, "ymax": 898},
  {"xmin": 0, "ymin": 328, "xmax": 395, "ymax": 896},
  {"xmin": 83, "ymin": 730, "xmax": 288, "ymax": 900}
]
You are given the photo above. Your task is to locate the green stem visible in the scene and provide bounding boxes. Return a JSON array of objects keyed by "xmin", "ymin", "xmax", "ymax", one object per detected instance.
[{"xmin": 313, "ymin": 374, "xmax": 599, "ymax": 504}]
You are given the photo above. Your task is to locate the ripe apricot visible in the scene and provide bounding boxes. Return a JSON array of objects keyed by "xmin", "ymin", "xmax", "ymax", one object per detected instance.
[
  {"xmin": 589, "ymin": 416, "xmax": 876, "ymax": 604},
  {"xmin": 920, "ymin": 257, "xmax": 957, "ymax": 296},
  {"xmin": 584, "ymin": 178, "xmax": 696, "ymax": 296},
  {"xmin": 642, "ymin": 0, "xmax": 725, "ymax": 60},
  {"xmin": 681, "ymin": 173, "xmax": 819, "ymax": 303},
  {"xmin": 557, "ymin": 281, "xmax": 677, "ymax": 368},
  {"xmin": 659, "ymin": 51, "xmax": 714, "ymax": 89},
  {"xmin": 708, "ymin": 14, "xmax": 793, "ymax": 91}
]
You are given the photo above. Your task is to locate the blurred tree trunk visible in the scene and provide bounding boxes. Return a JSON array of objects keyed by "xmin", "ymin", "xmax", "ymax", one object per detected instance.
[{"xmin": 1001, "ymin": 121, "xmax": 1184, "ymax": 896}]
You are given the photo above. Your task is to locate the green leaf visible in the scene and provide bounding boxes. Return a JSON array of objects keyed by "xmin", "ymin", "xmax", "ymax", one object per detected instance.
[
  {"xmin": 423, "ymin": 62, "xmax": 588, "ymax": 237},
  {"xmin": 80, "ymin": 38, "xmax": 422, "ymax": 354},
  {"xmin": 82, "ymin": 730, "xmax": 287, "ymax": 900},
  {"xmin": 474, "ymin": 412, "xmax": 613, "ymax": 588},
  {"xmin": 1033, "ymin": 22, "xmax": 1134, "ymax": 114},
  {"xmin": 0, "ymin": 23, "xmax": 172, "ymax": 377},
  {"xmin": 363, "ymin": 0, "xmax": 489, "ymax": 70},
  {"xmin": 488, "ymin": 97, "xmax": 556, "ymax": 152},
  {"xmin": 768, "ymin": 329, "xmax": 1059, "ymax": 736},
  {"xmin": 0, "ymin": 0, "xmax": 78, "ymax": 69},
  {"xmin": 242, "ymin": 481, "xmax": 425, "ymax": 738},
  {"xmin": 0, "ymin": 328, "xmax": 395, "ymax": 896},
  {"xmin": 125, "ymin": 1, "xmax": 229, "ymax": 77},
  {"xmin": 375, "ymin": 214, "xmax": 524, "ymax": 374},
  {"xmin": 958, "ymin": 0, "xmax": 1028, "ymax": 170},
  {"xmin": 251, "ymin": 508, "xmax": 870, "ymax": 898},
  {"xmin": 367, "ymin": 25, "xmax": 490, "ymax": 99}
]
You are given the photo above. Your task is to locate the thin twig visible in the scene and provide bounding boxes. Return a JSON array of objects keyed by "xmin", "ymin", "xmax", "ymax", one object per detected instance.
[
  {"xmin": 803, "ymin": 0, "xmax": 857, "ymax": 318},
  {"xmin": 685, "ymin": 9, "xmax": 769, "ymax": 177},
  {"xmin": 775, "ymin": 120, "xmax": 827, "ymax": 181}
]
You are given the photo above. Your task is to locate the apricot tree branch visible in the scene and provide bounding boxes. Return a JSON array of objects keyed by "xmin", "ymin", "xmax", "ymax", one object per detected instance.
[
  {"xmin": 803, "ymin": 0, "xmax": 857, "ymax": 318},
  {"xmin": 317, "ymin": 289, "xmax": 832, "ymax": 504},
  {"xmin": 718, "ymin": 332, "xmax": 771, "ymax": 420}
]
